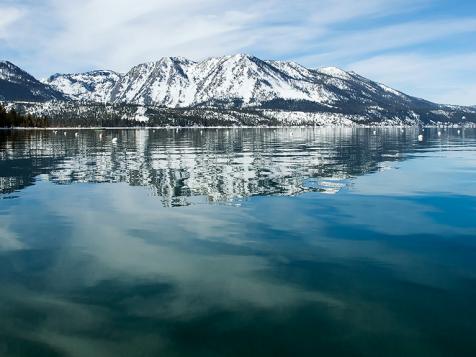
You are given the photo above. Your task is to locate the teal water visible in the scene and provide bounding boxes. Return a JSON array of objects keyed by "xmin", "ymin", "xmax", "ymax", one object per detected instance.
[{"xmin": 0, "ymin": 128, "xmax": 475, "ymax": 356}]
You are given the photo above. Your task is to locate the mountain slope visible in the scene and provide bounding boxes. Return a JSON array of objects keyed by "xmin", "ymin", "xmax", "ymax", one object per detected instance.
[
  {"xmin": 107, "ymin": 55, "xmax": 341, "ymax": 107},
  {"xmin": 0, "ymin": 61, "xmax": 66, "ymax": 101},
  {"xmin": 45, "ymin": 54, "xmax": 470, "ymax": 120},
  {"xmin": 108, "ymin": 57, "xmax": 195, "ymax": 106},
  {"xmin": 2, "ymin": 56, "xmax": 476, "ymax": 125},
  {"xmin": 44, "ymin": 70, "xmax": 121, "ymax": 102}
]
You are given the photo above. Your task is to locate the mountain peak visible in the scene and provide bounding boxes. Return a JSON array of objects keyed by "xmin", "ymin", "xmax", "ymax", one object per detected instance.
[
  {"xmin": 37, "ymin": 56, "xmax": 409, "ymax": 107},
  {"xmin": 3, "ymin": 56, "xmax": 475, "ymax": 125},
  {"xmin": 131, "ymin": 57, "xmax": 196, "ymax": 69},
  {"xmin": 0, "ymin": 60, "xmax": 15, "ymax": 67},
  {"xmin": 230, "ymin": 53, "xmax": 260, "ymax": 62},
  {"xmin": 231, "ymin": 53, "xmax": 254, "ymax": 59},
  {"xmin": 0, "ymin": 60, "xmax": 29, "ymax": 77},
  {"xmin": 160, "ymin": 56, "xmax": 193, "ymax": 63},
  {"xmin": 0, "ymin": 61, "xmax": 66, "ymax": 102},
  {"xmin": 0, "ymin": 60, "xmax": 40, "ymax": 84},
  {"xmin": 214, "ymin": 54, "xmax": 261, "ymax": 64},
  {"xmin": 317, "ymin": 66, "xmax": 351, "ymax": 80},
  {"xmin": 43, "ymin": 69, "xmax": 121, "ymax": 102}
]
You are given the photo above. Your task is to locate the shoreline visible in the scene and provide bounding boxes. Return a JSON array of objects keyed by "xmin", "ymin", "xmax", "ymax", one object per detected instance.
[{"xmin": 0, "ymin": 124, "xmax": 473, "ymax": 130}]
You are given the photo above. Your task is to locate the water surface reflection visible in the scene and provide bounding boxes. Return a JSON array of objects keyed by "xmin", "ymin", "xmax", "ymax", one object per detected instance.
[
  {"xmin": 0, "ymin": 128, "xmax": 476, "ymax": 356},
  {"xmin": 2, "ymin": 127, "xmax": 468, "ymax": 204}
]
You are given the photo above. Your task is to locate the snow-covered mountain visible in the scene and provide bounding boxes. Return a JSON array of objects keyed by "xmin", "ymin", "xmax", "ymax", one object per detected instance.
[
  {"xmin": 43, "ymin": 54, "xmax": 413, "ymax": 110},
  {"xmin": 0, "ymin": 61, "xmax": 66, "ymax": 101},
  {"xmin": 45, "ymin": 70, "xmax": 121, "ymax": 102},
  {"xmin": 2, "ymin": 55, "xmax": 476, "ymax": 124}
]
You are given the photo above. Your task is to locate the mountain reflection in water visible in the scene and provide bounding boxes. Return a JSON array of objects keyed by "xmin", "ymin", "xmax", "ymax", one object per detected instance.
[
  {"xmin": 1, "ymin": 127, "xmax": 476, "ymax": 357},
  {"xmin": 0, "ymin": 127, "xmax": 453, "ymax": 205}
]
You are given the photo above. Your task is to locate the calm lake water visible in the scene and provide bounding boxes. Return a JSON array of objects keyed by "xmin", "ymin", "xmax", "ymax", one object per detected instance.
[{"xmin": 1, "ymin": 127, "xmax": 476, "ymax": 356}]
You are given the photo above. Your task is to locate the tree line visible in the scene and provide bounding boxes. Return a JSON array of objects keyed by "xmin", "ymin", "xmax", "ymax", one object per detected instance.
[{"xmin": 0, "ymin": 103, "xmax": 49, "ymax": 128}]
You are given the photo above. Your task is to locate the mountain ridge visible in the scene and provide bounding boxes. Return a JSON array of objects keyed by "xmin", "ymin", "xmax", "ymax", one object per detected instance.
[
  {"xmin": 0, "ymin": 60, "xmax": 66, "ymax": 102},
  {"xmin": 43, "ymin": 54, "xmax": 415, "ymax": 108},
  {"xmin": 1, "ymin": 56, "xmax": 475, "ymax": 125}
]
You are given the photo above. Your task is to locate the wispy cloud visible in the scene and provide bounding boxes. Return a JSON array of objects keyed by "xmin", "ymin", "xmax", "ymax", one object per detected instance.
[
  {"xmin": 0, "ymin": 5, "xmax": 24, "ymax": 40},
  {"xmin": 296, "ymin": 18, "xmax": 476, "ymax": 66},
  {"xmin": 0, "ymin": 0, "xmax": 475, "ymax": 104},
  {"xmin": 349, "ymin": 53, "xmax": 476, "ymax": 105},
  {"xmin": 1, "ymin": 0, "xmax": 425, "ymax": 71}
]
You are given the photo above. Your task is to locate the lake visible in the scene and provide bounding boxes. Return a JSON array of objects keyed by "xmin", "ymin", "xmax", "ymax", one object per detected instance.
[{"xmin": 1, "ymin": 127, "xmax": 475, "ymax": 356}]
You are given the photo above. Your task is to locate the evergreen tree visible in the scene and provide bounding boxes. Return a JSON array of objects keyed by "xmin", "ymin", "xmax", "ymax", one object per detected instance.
[
  {"xmin": 0, "ymin": 104, "xmax": 49, "ymax": 128},
  {"xmin": 0, "ymin": 104, "xmax": 7, "ymax": 126}
]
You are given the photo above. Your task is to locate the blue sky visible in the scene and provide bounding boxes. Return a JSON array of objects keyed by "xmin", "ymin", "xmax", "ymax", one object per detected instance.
[{"xmin": 0, "ymin": 0, "xmax": 475, "ymax": 105}]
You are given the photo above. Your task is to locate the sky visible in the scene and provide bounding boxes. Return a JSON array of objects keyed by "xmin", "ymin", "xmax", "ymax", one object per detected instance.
[{"xmin": 0, "ymin": 0, "xmax": 475, "ymax": 105}]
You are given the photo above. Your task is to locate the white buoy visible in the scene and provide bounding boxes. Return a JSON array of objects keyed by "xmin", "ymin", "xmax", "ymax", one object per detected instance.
[
  {"xmin": 457, "ymin": 129, "xmax": 461, "ymax": 134},
  {"xmin": 112, "ymin": 137, "xmax": 118, "ymax": 144},
  {"xmin": 99, "ymin": 133, "xmax": 103, "ymax": 139},
  {"xmin": 418, "ymin": 134, "xmax": 424, "ymax": 142},
  {"xmin": 373, "ymin": 130, "xmax": 377, "ymax": 135},
  {"xmin": 74, "ymin": 132, "xmax": 78, "ymax": 137},
  {"xmin": 53, "ymin": 130, "xmax": 57, "ymax": 134},
  {"xmin": 64, "ymin": 131, "xmax": 67, "ymax": 136},
  {"xmin": 438, "ymin": 131, "xmax": 441, "ymax": 137}
]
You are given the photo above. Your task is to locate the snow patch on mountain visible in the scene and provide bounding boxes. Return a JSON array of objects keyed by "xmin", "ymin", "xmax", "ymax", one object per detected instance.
[
  {"xmin": 262, "ymin": 110, "xmax": 364, "ymax": 126},
  {"xmin": 47, "ymin": 55, "xmax": 357, "ymax": 107},
  {"xmin": 317, "ymin": 67, "xmax": 352, "ymax": 80},
  {"xmin": 44, "ymin": 70, "xmax": 121, "ymax": 102},
  {"xmin": 3, "ymin": 55, "xmax": 476, "ymax": 125},
  {"xmin": 0, "ymin": 61, "xmax": 66, "ymax": 101},
  {"xmin": 132, "ymin": 106, "xmax": 149, "ymax": 122},
  {"xmin": 378, "ymin": 83, "xmax": 405, "ymax": 97}
]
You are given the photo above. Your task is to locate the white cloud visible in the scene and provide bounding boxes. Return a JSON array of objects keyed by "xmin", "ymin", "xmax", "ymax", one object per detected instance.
[
  {"xmin": 1, "ymin": 0, "xmax": 475, "ymax": 104},
  {"xmin": 308, "ymin": 0, "xmax": 426, "ymax": 25},
  {"xmin": 349, "ymin": 53, "xmax": 476, "ymax": 105},
  {"xmin": 0, "ymin": 6, "xmax": 24, "ymax": 40},
  {"xmin": 2, "ymin": 0, "xmax": 423, "ymax": 72},
  {"xmin": 10, "ymin": 0, "xmax": 265, "ymax": 72},
  {"xmin": 296, "ymin": 18, "xmax": 476, "ymax": 67}
]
